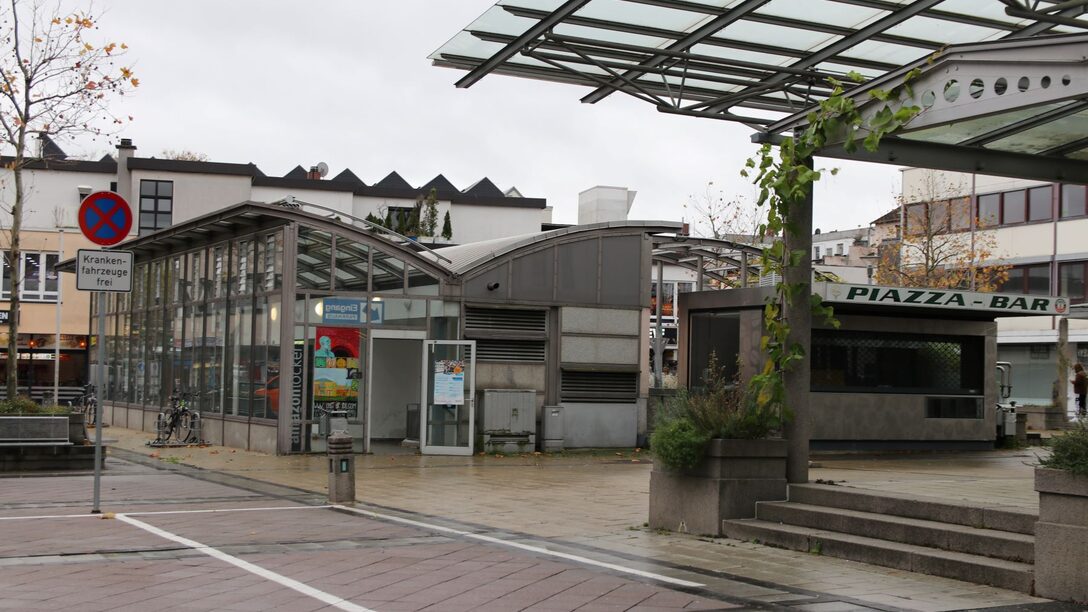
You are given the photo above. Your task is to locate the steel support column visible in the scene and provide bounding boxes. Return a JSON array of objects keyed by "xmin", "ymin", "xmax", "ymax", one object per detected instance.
[{"xmin": 783, "ymin": 158, "xmax": 813, "ymax": 484}]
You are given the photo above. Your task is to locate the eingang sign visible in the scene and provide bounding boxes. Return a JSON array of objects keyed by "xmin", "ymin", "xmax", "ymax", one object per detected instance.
[{"xmin": 817, "ymin": 283, "xmax": 1069, "ymax": 316}]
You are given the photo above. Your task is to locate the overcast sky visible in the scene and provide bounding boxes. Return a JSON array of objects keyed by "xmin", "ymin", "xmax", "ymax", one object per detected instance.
[{"xmin": 74, "ymin": 1, "xmax": 902, "ymax": 233}]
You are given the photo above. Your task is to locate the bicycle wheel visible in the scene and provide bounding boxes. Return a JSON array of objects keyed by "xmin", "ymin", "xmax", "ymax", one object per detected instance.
[{"xmin": 174, "ymin": 411, "xmax": 193, "ymax": 443}]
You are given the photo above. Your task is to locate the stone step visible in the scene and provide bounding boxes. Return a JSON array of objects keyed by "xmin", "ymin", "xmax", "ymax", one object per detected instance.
[
  {"xmin": 757, "ymin": 501, "xmax": 1034, "ymax": 563},
  {"xmin": 721, "ymin": 518, "xmax": 1035, "ymax": 594},
  {"xmin": 789, "ymin": 483, "xmax": 1036, "ymax": 535}
]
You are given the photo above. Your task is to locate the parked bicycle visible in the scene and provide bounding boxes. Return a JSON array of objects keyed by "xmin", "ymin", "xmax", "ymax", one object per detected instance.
[
  {"xmin": 152, "ymin": 389, "xmax": 201, "ymax": 446},
  {"xmin": 69, "ymin": 384, "xmax": 98, "ymax": 426}
]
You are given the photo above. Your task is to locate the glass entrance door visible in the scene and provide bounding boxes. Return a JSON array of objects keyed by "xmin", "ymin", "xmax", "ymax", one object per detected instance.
[{"xmin": 420, "ymin": 341, "xmax": 475, "ymax": 456}]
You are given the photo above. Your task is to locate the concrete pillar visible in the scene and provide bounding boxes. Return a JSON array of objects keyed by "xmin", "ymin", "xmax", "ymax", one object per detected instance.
[
  {"xmin": 326, "ymin": 433, "xmax": 355, "ymax": 504},
  {"xmin": 782, "ymin": 159, "xmax": 813, "ymax": 484}
]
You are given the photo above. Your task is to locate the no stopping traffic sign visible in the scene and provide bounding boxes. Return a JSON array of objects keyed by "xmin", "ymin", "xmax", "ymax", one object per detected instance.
[{"xmin": 78, "ymin": 191, "xmax": 132, "ymax": 246}]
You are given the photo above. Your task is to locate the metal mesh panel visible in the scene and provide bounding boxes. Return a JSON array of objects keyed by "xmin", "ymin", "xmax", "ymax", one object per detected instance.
[
  {"xmin": 476, "ymin": 339, "xmax": 545, "ymax": 362},
  {"xmin": 811, "ymin": 330, "xmax": 982, "ymax": 394},
  {"xmin": 561, "ymin": 370, "xmax": 637, "ymax": 404},
  {"xmin": 465, "ymin": 307, "xmax": 546, "ymax": 333}
]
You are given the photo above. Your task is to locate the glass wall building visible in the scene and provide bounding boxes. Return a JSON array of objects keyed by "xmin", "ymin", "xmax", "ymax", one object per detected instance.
[{"xmin": 79, "ymin": 202, "xmax": 677, "ymax": 454}]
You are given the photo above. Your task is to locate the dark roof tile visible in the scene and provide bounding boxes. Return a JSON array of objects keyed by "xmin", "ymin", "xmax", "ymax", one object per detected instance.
[
  {"xmin": 283, "ymin": 165, "xmax": 308, "ymax": 179},
  {"xmin": 374, "ymin": 171, "xmax": 413, "ymax": 191},
  {"xmin": 331, "ymin": 168, "xmax": 365, "ymax": 186},
  {"xmin": 463, "ymin": 177, "xmax": 504, "ymax": 198},
  {"xmin": 419, "ymin": 174, "xmax": 459, "ymax": 196}
]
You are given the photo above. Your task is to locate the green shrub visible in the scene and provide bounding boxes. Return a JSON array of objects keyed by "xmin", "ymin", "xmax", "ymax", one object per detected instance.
[
  {"xmin": 651, "ymin": 352, "xmax": 786, "ymax": 470},
  {"xmin": 650, "ymin": 417, "xmax": 709, "ymax": 471},
  {"xmin": 1041, "ymin": 421, "xmax": 1088, "ymax": 476},
  {"xmin": 0, "ymin": 397, "xmax": 71, "ymax": 415}
]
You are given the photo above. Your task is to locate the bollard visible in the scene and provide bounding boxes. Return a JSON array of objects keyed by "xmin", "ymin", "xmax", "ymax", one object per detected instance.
[{"xmin": 327, "ymin": 433, "xmax": 355, "ymax": 504}]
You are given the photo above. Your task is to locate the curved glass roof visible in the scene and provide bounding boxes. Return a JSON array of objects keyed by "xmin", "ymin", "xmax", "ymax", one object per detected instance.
[{"xmin": 431, "ymin": 1, "xmax": 1088, "ymax": 180}]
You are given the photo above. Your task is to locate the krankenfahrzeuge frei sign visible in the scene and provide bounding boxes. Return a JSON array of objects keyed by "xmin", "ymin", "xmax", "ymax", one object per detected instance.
[{"xmin": 816, "ymin": 283, "xmax": 1069, "ymax": 316}]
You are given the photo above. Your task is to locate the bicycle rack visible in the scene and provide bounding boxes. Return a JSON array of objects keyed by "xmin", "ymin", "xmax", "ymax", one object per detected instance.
[{"xmin": 147, "ymin": 410, "xmax": 205, "ymax": 448}]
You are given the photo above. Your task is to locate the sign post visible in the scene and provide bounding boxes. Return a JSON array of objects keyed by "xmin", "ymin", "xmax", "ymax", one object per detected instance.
[{"xmin": 77, "ymin": 191, "xmax": 133, "ymax": 514}]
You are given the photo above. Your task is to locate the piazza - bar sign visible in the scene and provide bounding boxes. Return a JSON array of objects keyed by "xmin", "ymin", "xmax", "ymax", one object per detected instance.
[{"xmin": 816, "ymin": 283, "xmax": 1069, "ymax": 316}]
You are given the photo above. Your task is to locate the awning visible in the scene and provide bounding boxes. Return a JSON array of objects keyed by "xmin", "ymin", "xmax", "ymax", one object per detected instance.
[{"xmin": 431, "ymin": 1, "xmax": 1088, "ymax": 180}]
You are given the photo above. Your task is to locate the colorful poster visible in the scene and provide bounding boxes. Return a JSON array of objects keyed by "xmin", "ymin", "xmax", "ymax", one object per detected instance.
[
  {"xmin": 433, "ymin": 359, "xmax": 465, "ymax": 405},
  {"xmin": 313, "ymin": 327, "xmax": 361, "ymax": 419}
]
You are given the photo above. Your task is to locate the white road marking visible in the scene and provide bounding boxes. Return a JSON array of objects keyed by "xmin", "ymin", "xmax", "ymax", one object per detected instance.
[
  {"xmin": 0, "ymin": 513, "xmax": 100, "ymax": 520},
  {"xmin": 116, "ymin": 513, "xmax": 375, "ymax": 612},
  {"xmin": 0, "ymin": 506, "xmax": 329, "ymax": 521},
  {"xmin": 331, "ymin": 504, "xmax": 705, "ymax": 588}
]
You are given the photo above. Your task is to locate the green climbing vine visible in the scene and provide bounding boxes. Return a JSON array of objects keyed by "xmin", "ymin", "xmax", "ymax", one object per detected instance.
[{"xmin": 741, "ymin": 70, "xmax": 922, "ymax": 423}]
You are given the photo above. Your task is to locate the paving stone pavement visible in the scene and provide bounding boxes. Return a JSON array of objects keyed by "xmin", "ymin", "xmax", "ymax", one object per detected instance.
[{"xmin": 12, "ymin": 427, "xmax": 1080, "ymax": 611}]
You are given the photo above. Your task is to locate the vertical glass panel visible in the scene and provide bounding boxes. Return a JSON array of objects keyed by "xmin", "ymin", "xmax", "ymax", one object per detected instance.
[
  {"xmin": 1029, "ymin": 186, "xmax": 1052, "ymax": 222},
  {"xmin": 1028, "ymin": 265, "xmax": 1051, "ymax": 295},
  {"xmin": 371, "ymin": 250, "xmax": 405, "ymax": 293},
  {"xmin": 169, "ymin": 256, "xmax": 184, "ymax": 305},
  {"xmin": 213, "ymin": 246, "xmax": 226, "ymax": 299},
  {"xmin": 203, "ymin": 301, "xmax": 226, "ymax": 414},
  {"xmin": 430, "ymin": 300, "xmax": 460, "ymax": 340},
  {"xmin": 117, "ymin": 311, "xmax": 130, "ymax": 403},
  {"xmin": 229, "ymin": 299, "xmax": 253, "ymax": 417},
  {"xmin": 978, "ymin": 194, "xmax": 1000, "ymax": 227},
  {"xmin": 297, "ymin": 227, "xmax": 333, "ymax": 290},
  {"xmin": 1003, "ymin": 190, "xmax": 1026, "ymax": 224},
  {"xmin": 252, "ymin": 297, "xmax": 281, "ymax": 420},
  {"xmin": 334, "ymin": 235, "xmax": 369, "ymax": 292},
  {"xmin": 374, "ymin": 298, "xmax": 426, "ymax": 328},
  {"xmin": 929, "ymin": 200, "xmax": 950, "ymax": 232},
  {"xmin": 23, "ymin": 253, "xmax": 40, "ymax": 294},
  {"xmin": 407, "ymin": 265, "xmax": 440, "ymax": 295},
  {"xmin": 187, "ymin": 250, "xmax": 202, "ymax": 303},
  {"xmin": 1, "ymin": 252, "xmax": 11, "ymax": 297},
  {"xmin": 146, "ymin": 307, "xmax": 163, "ymax": 408},
  {"xmin": 1061, "ymin": 184, "xmax": 1086, "ymax": 218},
  {"xmin": 425, "ymin": 343, "xmax": 471, "ymax": 450},
  {"xmin": 236, "ymin": 240, "xmax": 253, "ymax": 295},
  {"xmin": 265, "ymin": 232, "xmax": 283, "ymax": 291},
  {"xmin": 1060, "ymin": 262, "xmax": 1086, "ymax": 304},
  {"xmin": 44, "ymin": 253, "xmax": 59, "ymax": 294}
]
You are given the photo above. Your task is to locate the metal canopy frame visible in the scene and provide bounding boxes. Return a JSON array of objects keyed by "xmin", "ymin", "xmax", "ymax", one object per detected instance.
[
  {"xmin": 432, "ymin": 0, "xmax": 1088, "ymax": 171},
  {"xmin": 651, "ymin": 235, "xmax": 764, "ymax": 286}
]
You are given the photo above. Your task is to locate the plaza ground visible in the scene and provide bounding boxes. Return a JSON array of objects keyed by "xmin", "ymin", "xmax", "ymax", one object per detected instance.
[{"xmin": 0, "ymin": 428, "xmax": 1081, "ymax": 611}]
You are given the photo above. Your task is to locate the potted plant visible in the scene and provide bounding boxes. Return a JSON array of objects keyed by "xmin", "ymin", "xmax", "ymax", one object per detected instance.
[
  {"xmin": 0, "ymin": 396, "xmax": 82, "ymax": 444},
  {"xmin": 1034, "ymin": 421, "xmax": 1088, "ymax": 602},
  {"xmin": 648, "ymin": 353, "xmax": 789, "ymax": 536}
]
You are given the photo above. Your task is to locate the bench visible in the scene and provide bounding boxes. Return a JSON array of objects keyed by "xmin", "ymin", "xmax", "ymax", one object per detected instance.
[{"xmin": 0, "ymin": 416, "xmax": 71, "ymax": 446}]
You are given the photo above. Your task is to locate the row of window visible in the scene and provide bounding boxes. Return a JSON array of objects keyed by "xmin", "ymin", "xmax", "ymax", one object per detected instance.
[
  {"xmin": 998, "ymin": 260, "xmax": 1088, "ymax": 305},
  {"xmin": 904, "ymin": 183, "xmax": 1088, "ymax": 235},
  {"xmin": 813, "ymin": 243, "xmax": 846, "ymax": 259},
  {"xmin": 0, "ymin": 252, "xmax": 60, "ymax": 302}
]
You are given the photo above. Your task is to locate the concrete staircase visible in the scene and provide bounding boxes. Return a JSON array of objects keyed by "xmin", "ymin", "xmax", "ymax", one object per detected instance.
[{"xmin": 721, "ymin": 483, "xmax": 1037, "ymax": 593}]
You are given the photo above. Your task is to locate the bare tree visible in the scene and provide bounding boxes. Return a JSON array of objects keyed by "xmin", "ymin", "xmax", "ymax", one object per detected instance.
[
  {"xmin": 0, "ymin": 1, "xmax": 136, "ymax": 398},
  {"xmin": 160, "ymin": 149, "xmax": 207, "ymax": 162},
  {"xmin": 876, "ymin": 173, "xmax": 1008, "ymax": 291},
  {"xmin": 683, "ymin": 181, "xmax": 765, "ymax": 240}
]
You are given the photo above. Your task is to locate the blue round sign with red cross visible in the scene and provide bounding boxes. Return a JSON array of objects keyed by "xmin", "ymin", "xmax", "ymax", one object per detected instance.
[{"xmin": 78, "ymin": 191, "xmax": 132, "ymax": 246}]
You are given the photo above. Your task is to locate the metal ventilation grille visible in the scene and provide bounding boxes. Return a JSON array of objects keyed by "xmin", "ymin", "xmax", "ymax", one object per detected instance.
[
  {"xmin": 476, "ymin": 339, "xmax": 545, "ymax": 362},
  {"xmin": 561, "ymin": 370, "xmax": 638, "ymax": 404},
  {"xmin": 465, "ymin": 307, "xmax": 546, "ymax": 333}
]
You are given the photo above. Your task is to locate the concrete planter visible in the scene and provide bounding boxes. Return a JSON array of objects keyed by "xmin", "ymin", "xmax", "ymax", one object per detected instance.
[
  {"xmin": 1035, "ymin": 467, "xmax": 1088, "ymax": 602},
  {"xmin": 67, "ymin": 412, "xmax": 87, "ymax": 444},
  {"xmin": 649, "ymin": 438, "xmax": 788, "ymax": 536}
]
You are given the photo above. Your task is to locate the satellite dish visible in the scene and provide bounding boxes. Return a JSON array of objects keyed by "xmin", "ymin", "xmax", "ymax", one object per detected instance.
[{"xmin": 316, "ymin": 162, "xmax": 329, "ymax": 178}]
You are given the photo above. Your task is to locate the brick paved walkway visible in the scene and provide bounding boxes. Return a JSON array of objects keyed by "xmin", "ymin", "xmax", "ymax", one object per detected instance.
[{"xmin": 17, "ymin": 429, "xmax": 1078, "ymax": 611}]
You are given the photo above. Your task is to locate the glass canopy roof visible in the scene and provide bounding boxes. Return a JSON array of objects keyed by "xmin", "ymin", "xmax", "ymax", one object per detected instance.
[{"xmin": 431, "ymin": 0, "xmax": 1088, "ymax": 181}]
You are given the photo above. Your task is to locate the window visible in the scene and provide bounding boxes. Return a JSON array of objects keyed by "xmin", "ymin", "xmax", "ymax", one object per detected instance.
[
  {"xmin": 139, "ymin": 180, "xmax": 173, "ymax": 236},
  {"xmin": 1, "ymin": 252, "xmax": 60, "ymax": 301},
  {"xmin": 1060, "ymin": 261, "xmax": 1088, "ymax": 304},
  {"xmin": 813, "ymin": 246, "xmax": 821, "ymax": 260},
  {"xmin": 1028, "ymin": 186, "xmax": 1052, "ymax": 222},
  {"xmin": 950, "ymin": 197, "xmax": 971, "ymax": 230},
  {"xmin": 385, "ymin": 206, "xmax": 414, "ymax": 233},
  {"xmin": 1003, "ymin": 190, "xmax": 1026, "ymax": 224},
  {"xmin": 978, "ymin": 193, "xmax": 1000, "ymax": 227},
  {"xmin": 811, "ymin": 330, "xmax": 984, "ymax": 395},
  {"xmin": 835, "ymin": 243, "xmax": 844, "ymax": 256},
  {"xmin": 1000, "ymin": 264, "xmax": 1051, "ymax": 295},
  {"xmin": 1061, "ymin": 184, "xmax": 1087, "ymax": 218}
]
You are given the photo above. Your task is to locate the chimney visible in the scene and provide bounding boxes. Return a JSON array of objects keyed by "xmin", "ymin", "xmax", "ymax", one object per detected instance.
[
  {"xmin": 306, "ymin": 166, "xmax": 322, "ymax": 180},
  {"xmin": 116, "ymin": 138, "xmax": 136, "ymax": 203}
]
